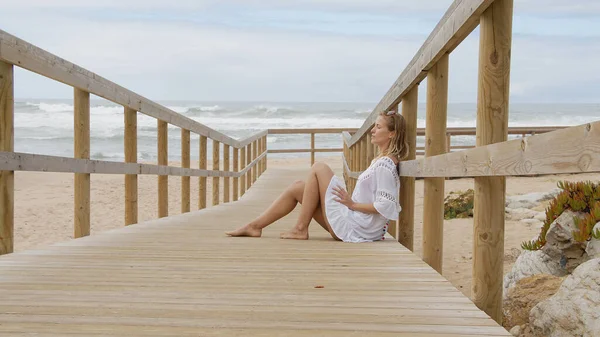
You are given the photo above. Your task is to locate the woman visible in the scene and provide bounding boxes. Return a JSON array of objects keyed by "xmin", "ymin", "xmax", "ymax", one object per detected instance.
[{"xmin": 226, "ymin": 110, "xmax": 408, "ymax": 242}]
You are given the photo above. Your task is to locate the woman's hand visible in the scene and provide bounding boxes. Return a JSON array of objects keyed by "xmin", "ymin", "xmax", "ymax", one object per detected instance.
[{"xmin": 332, "ymin": 186, "xmax": 354, "ymax": 209}]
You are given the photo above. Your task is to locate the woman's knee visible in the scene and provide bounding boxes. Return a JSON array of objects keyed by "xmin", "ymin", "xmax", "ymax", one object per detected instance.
[
  {"xmin": 311, "ymin": 161, "xmax": 331, "ymax": 173},
  {"xmin": 287, "ymin": 180, "xmax": 305, "ymax": 200}
]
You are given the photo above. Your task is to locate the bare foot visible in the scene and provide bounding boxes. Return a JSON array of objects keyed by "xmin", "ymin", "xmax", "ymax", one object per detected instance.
[
  {"xmin": 280, "ymin": 229, "xmax": 309, "ymax": 240},
  {"xmin": 225, "ymin": 224, "xmax": 262, "ymax": 237}
]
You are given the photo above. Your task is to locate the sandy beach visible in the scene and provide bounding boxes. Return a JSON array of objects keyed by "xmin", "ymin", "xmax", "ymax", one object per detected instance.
[{"xmin": 12, "ymin": 155, "xmax": 600, "ymax": 298}]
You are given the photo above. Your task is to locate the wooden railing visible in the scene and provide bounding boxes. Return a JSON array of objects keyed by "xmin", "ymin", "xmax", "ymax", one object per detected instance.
[
  {"xmin": 340, "ymin": 0, "xmax": 600, "ymax": 325},
  {"xmin": 0, "ymin": 29, "xmax": 268, "ymax": 256},
  {"xmin": 269, "ymin": 126, "xmax": 565, "ymax": 164}
]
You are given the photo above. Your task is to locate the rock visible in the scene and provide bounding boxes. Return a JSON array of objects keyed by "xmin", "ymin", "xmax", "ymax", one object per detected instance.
[
  {"xmin": 585, "ymin": 222, "xmax": 600, "ymax": 259},
  {"xmin": 506, "ymin": 189, "xmax": 561, "ymax": 209},
  {"xmin": 529, "ymin": 258, "xmax": 600, "ymax": 337},
  {"xmin": 509, "ymin": 325, "xmax": 521, "ymax": 336},
  {"xmin": 503, "ymin": 250, "xmax": 568, "ymax": 298},
  {"xmin": 506, "ymin": 208, "xmax": 539, "ymax": 221},
  {"xmin": 503, "ymin": 274, "xmax": 564, "ymax": 330},
  {"xmin": 521, "ymin": 219, "xmax": 543, "ymax": 228},
  {"xmin": 507, "ymin": 200, "xmax": 536, "ymax": 210},
  {"xmin": 542, "ymin": 210, "xmax": 589, "ymax": 273}
]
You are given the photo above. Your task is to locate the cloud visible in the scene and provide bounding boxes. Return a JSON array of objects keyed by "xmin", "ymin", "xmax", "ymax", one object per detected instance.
[{"xmin": 1, "ymin": 0, "xmax": 599, "ymax": 103}]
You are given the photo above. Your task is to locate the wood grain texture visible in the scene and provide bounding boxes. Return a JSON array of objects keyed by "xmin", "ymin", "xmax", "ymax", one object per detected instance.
[
  {"xmin": 472, "ymin": 0, "xmax": 513, "ymax": 324},
  {"xmin": 399, "ymin": 86, "xmax": 418, "ymax": 251},
  {"xmin": 0, "ymin": 61, "xmax": 13, "ymax": 255},
  {"xmin": 233, "ymin": 147, "xmax": 239, "ymax": 201},
  {"xmin": 0, "ymin": 168, "xmax": 510, "ymax": 336},
  {"xmin": 252, "ymin": 140, "xmax": 258, "ymax": 183},
  {"xmin": 422, "ymin": 55, "xmax": 449, "ymax": 274},
  {"xmin": 212, "ymin": 140, "xmax": 220, "ymax": 206},
  {"xmin": 240, "ymin": 147, "xmax": 246, "ymax": 197},
  {"xmin": 181, "ymin": 129, "xmax": 191, "ymax": 213},
  {"xmin": 124, "ymin": 107, "xmax": 138, "ymax": 226},
  {"xmin": 157, "ymin": 120, "xmax": 168, "ymax": 218},
  {"xmin": 311, "ymin": 133, "xmax": 316, "ymax": 165},
  {"xmin": 74, "ymin": 88, "xmax": 90, "ymax": 239},
  {"xmin": 348, "ymin": 0, "xmax": 494, "ymax": 146},
  {"xmin": 199, "ymin": 136, "xmax": 207, "ymax": 210},
  {"xmin": 223, "ymin": 144, "xmax": 230, "ymax": 203},
  {"xmin": 246, "ymin": 144, "xmax": 252, "ymax": 189}
]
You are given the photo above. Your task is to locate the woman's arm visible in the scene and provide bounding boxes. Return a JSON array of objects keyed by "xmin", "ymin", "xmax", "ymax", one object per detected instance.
[{"xmin": 332, "ymin": 187, "xmax": 380, "ymax": 214}]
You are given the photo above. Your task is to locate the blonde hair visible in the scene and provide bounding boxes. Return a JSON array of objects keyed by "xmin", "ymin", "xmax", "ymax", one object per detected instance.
[{"xmin": 375, "ymin": 110, "xmax": 409, "ymax": 162}]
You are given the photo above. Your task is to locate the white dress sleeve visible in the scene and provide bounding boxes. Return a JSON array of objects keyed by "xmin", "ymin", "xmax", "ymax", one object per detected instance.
[{"xmin": 373, "ymin": 163, "xmax": 400, "ymax": 220}]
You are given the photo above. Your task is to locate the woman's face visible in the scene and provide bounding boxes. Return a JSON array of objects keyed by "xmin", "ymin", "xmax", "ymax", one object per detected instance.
[{"xmin": 370, "ymin": 116, "xmax": 394, "ymax": 147}]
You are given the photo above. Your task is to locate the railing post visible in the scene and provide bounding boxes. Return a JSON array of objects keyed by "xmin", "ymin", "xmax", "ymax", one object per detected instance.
[
  {"xmin": 252, "ymin": 140, "xmax": 258, "ymax": 183},
  {"xmin": 246, "ymin": 144, "xmax": 251, "ymax": 189},
  {"xmin": 473, "ymin": 0, "xmax": 513, "ymax": 324},
  {"xmin": 422, "ymin": 54, "xmax": 449, "ymax": 273},
  {"xmin": 263, "ymin": 136, "xmax": 268, "ymax": 172},
  {"xmin": 181, "ymin": 129, "xmax": 191, "ymax": 213},
  {"xmin": 212, "ymin": 140, "xmax": 220, "ymax": 206},
  {"xmin": 240, "ymin": 146, "xmax": 247, "ymax": 196},
  {"xmin": 399, "ymin": 86, "xmax": 418, "ymax": 251},
  {"xmin": 387, "ymin": 105, "xmax": 399, "ymax": 239},
  {"xmin": 310, "ymin": 133, "xmax": 315, "ymax": 166},
  {"xmin": 223, "ymin": 144, "xmax": 230, "ymax": 203},
  {"xmin": 157, "ymin": 120, "xmax": 168, "ymax": 218},
  {"xmin": 0, "ymin": 61, "xmax": 14, "ymax": 255},
  {"xmin": 233, "ymin": 147, "xmax": 239, "ymax": 201},
  {"xmin": 124, "ymin": 107, "xmax": 138, "ymax": 225},
  {"xmin": 74, "ymin": 88, "xmax": 90, "ymax": 238},
  {"xmin": 366, "ymin": 133, "xmax": 373, "ymax": 165},
  {"xmin": 199, "ymin": 136, "xmax": 207, "ymax": 210}
]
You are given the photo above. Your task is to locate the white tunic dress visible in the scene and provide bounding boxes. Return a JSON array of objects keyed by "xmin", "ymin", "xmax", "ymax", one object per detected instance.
[{"xmin": 324, "ymin": 156, "xmax": 401, "ymax": 243}]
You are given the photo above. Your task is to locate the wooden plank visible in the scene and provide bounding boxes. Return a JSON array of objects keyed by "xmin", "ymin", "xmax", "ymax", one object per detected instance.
[
  {"xmin": 240, "ymin": 147, "xmax": 246, "ymax": 197},
  {"xmin": 349, "ymin": 0, "xmax": 494, "ymax": 146},
  {"xmin": 223, "ymin": 144, "xmax": 230, "ymax": 203},
  {"xmin": 199, "ymin": 136, "xmax": 207, "ymax": 210},
  {"xmin": 212, "ymin": 140, "xmax": 220, "ymax": 206},
  {"xmin": 0, "ymin": 168, "xmax": 509, "ymax": 336},
  {"xmin": 74, "ymin": 88, "xmax": 90, "ymax": 239},
  {"xmin": 472, "ymin": 0, "xmax": 513, "ymax": 324},
  {"xmin": 0, "ymin": 61, "xmax": 13, "ymax": 255},
  {"xmin": 181, "ymin": 129, "xmax": 191, "ymax": 213},
  {"xmin": 422, "ymin": 55, "xmax": 448, "ymax": 274},
  {"xmin": 124, "ymin": 107, "xmax": 138, "ymax": 226},
  {"xmin": 0, "ymin": 30, "xmax": 247, "ymax": 148},
  {"xmin": 398, "ymin": 86, "xmax": 417, "ymax": 251},
  {"xmin": 158, "ymin": 120, "xmax": 168, "ymax": 218},
  {"xmin": 252, "ymin": 140, "xmax": 258, "ymax": 183},
  {"xmin": 233, "ymin": 147, "xmax": 239, "ymax": 201},
  {"xmin": 398, "ymin": 121, "xmax": 600, "ymax": 178},
  {"xmin": 246, "ymin": 144, "xmax": 252, "ymax": 189}
]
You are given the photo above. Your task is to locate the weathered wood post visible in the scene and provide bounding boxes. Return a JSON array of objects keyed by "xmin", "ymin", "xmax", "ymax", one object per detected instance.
[
  {"xmin": 199, "ymin": 136, "xmax": 207, "ymax": 209},
  {"xmin": 422, "ymin": 54, "xmax": 449, "ymax": 273},
  {"xmin": 74, "ymin": 88, "xmax": 91, "ymax": 237},
  {"xmin": 212, "ymin": 140, "xmax": 220, "ymax": 206},
  {"xmin": 124, "ymin": 107, "xmax": 138, "ymax": 225},
  {"xmin": 0, "ymin": 61, "xmax": 13, "ymax": 255},
  {"xmin": 310, "ymin": 133, "xmax": 315, "ymax": 166},
  {"xmin": 223, "ymin": 144, "xmax": 230, "ymax": 203},
  {"xmin": 473, "ymin": 0, "xmax": 513, "ymax": 324},
  {"xmin": 181, "ymin": 129, "xmax": 190, "ymax": 213},
  {"xmin": 233, "ymin": 147, "xmax": 239, "ymax": 201},
  {"xmin": 157, "ymin": 120, "xmax": 168, "ymax": 218},
  {"xmin": 399, "ymin": 86, "xmax": 418, "ymax": 251},
  {"xmin": 246, "ymin": 143, "xmax": 252, "ymax": 189},
  {"xmin": 240, "ymin": 146, "xmax": 246, "ymax": 197}
]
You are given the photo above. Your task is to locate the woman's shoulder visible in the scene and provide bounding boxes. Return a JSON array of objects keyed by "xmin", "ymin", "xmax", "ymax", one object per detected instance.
[{"xmin": 373, "ymin": 156, "xmax": 398, "ymax": 167}]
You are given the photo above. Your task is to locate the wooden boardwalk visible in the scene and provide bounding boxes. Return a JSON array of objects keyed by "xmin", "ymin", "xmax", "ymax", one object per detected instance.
[{"xmin": 0, "ymin": 168, "xmax": 509, "ymax": 336}]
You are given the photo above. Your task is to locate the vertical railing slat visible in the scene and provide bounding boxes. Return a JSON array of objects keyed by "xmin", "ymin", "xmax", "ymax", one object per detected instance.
[
  {"xmin": 199, "ymin": 136, "xmax": 207, "ymax": 209},
  {"xmin": 399, "ymin": 86, "xmax": 418, "ymax": 251},
  {"xmin": 233, "ymin": 147, "xmax": 239, "ymax": 201},
  {"xmin": 422, "ymin": 54, "xmax": 449, "ymax": 273},
  {"xmin": 0, "ymin": 61, "xmax": 14, "ymax": 255},
  {"xmin": 473, "ymin": 0, "xmax": 513, "ymax": 324},
  {"xmin": 124, "ymin": 107, "xmax": 138, "ymax": 225},
  {"xmin": 240, "ymin": 146, "xmax": 247, "ymax": 197},
  {"xmin": 223, "ymin": 144, "xmax": 230, "ymax": 203},
  {"xmin": 157, "ymin": 120, "xmax": 168, "ymax": 218},
  {"xmin": 213, "ymin": 140, "xmax": 220, "ymax": 206},
  {"xmin": 181, "ymin": 129, "xmax": 190, "ymax": 213},
  {"xmin": 74, "ymin": 88, "xmax": 91, "ymax": 238}
]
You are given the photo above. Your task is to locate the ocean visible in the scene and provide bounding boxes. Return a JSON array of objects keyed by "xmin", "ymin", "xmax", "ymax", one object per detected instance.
[{"xmin": 13, "ymin": 99, "xmax": 600, "ymax": 162}]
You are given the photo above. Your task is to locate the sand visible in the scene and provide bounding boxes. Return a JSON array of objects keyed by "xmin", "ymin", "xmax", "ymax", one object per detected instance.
[{"xmin": 12, "ymin": 155, "xmax": 600, "ymax": 298}]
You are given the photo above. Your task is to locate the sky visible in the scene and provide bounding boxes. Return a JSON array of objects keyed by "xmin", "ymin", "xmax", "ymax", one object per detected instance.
[{"xmin": 1, "ymin": 0, "xmax": 599, "ymax": 103}]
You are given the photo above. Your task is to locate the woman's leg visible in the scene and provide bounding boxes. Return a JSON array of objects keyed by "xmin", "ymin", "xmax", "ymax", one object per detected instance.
[
  {"xmin": 280, "ymin": 162, "xmax": 340, "ymax": 240},
  {"xmin": 225, "ymin": 179, "xmax": 328, "ymax": 237}
]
